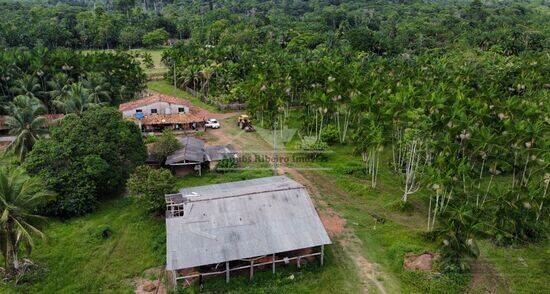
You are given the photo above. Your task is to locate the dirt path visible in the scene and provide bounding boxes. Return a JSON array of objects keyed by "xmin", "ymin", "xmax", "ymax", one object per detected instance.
[
  {"xmin": 171, "ymin": 99, "xmax": 388, "ymax": 293},
  {"xmin": 468, "ymin": 257, "xmax": 508, "ymax": 293},
  {"xmin": 280, "ymin": 166, "xmax": 388, "ymax": 294}
]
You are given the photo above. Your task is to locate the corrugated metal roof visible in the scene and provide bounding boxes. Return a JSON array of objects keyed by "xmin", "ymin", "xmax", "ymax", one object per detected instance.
[
  {"xmin": 166, "ymin": 176, "xmax": 331, "ymax": 270},
  {"xmin": 165, "ymin": 137, "xmax": 206, "ymax": 164},
  {"xmin": 206, "ymin": 144, "xmax": 237, "ymax": 161}
]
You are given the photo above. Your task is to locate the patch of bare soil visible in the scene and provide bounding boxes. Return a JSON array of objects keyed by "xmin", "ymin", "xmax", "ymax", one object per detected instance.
[
  {"xmin": 403, "ymin": 252, "xmax": 440, "ymax": 271},
  {"xmin": 134, "ymin": 267, "xmax": 166, "ymax": 294},
  {"xmin": 319, "ymin": 207, "xmax": 347, "ymax": 237},
  {"xmin": 468, "ymin": 258, "xmax": 508, "ymax": 294}
]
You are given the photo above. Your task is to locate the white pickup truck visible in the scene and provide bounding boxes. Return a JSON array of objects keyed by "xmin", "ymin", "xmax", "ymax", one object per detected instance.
[{"xmin": 205, "ymin": 118, "xmax": 221, "ymax": 129}]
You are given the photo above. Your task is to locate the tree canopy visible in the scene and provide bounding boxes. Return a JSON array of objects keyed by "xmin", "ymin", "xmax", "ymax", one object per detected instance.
[{"xmin": 24, "ymin": 107, "xmax": 147, "ymax": 217}]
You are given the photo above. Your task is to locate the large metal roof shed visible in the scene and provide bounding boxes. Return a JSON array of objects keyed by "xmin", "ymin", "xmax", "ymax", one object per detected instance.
[{"xmin": 165, "ymin": 176, "xmax": 331, "ymax": 287}]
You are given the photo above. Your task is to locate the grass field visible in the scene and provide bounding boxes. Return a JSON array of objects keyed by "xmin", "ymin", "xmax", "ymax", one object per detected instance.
[
  {"xmin": 0, "ymin": 197, "xmax": 165, "ymax": 293},
  {"xmin": 82, "ymin": 48, "xmax": 168, "ymax": 77},
  {"xmin": 292, "ymin": 143, "xmax": 549, "ymax": 294}
]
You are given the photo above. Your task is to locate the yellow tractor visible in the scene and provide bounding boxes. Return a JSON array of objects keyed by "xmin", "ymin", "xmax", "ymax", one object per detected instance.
[{"xmin": 237, "ymin": 114, "xmax": 255, "ymax": 132}]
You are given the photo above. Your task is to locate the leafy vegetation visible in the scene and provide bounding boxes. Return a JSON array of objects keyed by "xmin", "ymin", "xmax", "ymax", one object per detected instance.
[
  {"xmin": 0, "ymin": 48, "xmax": 146, "ymax": 111},
  {"xmin": 24, "ymin": 108, "xmax": 147, "ymax": 217},
  {"xmin": 127, "ymin": 165, "xmax": 176, "ymax": 214},
  {"xmin": 0, "ymin": 165, "xmax": 54, "ymax": 281},
  {"xmin": 158, "ymin": 0, "xmax": 549, "ymax": 273},
  {"xmin": 0, "ymin": 197, "xmax": 165, "ymax": 293},
  {"xmin": 149, "ymin": 129, "xmax": 181, "ymax": 165},
  {"xmin": 0, "ymin": 0, "xmax": 548, "ymax": 292},
  {"xmin": 2, "ymin": 95, "xmax": 48, "ymax": 160}
]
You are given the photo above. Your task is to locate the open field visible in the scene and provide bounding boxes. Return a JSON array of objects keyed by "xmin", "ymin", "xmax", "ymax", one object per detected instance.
[
  {"xmin": 0, "ymin": 198, "xmax": 164, "ymax": 293},
  {"xmin": 81, "ymin": 48, "xmax": 168, "ymax": 77}
]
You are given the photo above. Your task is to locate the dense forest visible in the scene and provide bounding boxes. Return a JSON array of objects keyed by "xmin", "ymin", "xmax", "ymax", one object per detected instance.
[{"xmin": 0, "ymin": 0, "xmax": 548, "ymax": 291}]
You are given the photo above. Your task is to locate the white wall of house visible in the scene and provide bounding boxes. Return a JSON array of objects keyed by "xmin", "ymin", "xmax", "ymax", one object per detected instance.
[{"xmin": 122, "ymin": 102, "xmax": 189, "ymax": 118}]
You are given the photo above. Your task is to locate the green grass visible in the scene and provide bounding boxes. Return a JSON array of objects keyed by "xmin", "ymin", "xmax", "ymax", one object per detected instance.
[
  {"xmin": 282, "ymin": 141, "xmax": 549, "ymax": 293},
  {"xmin": 147, "ymin": 80, "xmax": 218, "ymax": 113},
  {"xmin": 81, "ymin": 48, "xmax": 167, "ymax": 76},
  {"xmin": 296, "ymin": 145, "xmax": 470, "ymax": 293},
  {"xmin": 479, "ymin": 241, "xmax": 550, "ymax": 293},
  {"xmin": 0, "ymin": 198, "xmax": 165, "ymax": 293}
]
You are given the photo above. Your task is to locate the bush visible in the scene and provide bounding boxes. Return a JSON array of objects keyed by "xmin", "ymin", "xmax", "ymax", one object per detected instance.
[
  {"xmin": 336, "ymin": 163, "xmax": 365, "ymax": 176},
  {"xmin": 320, "ymin": 124, "xmax": 339, "ymax": 144},
  {"xmin": 150, "ymin": 129, "xmax": 181, "ymax": 164},
  {"xmin": 300, "ymin": 140, "xmax": 329, "ymax": 160},
  {"xmin": 216, "ymin": 158, "xmax": 237, "ymax": 172},
  {"xmin": 127, "ymin": 165, "xmax": 176, "ymax": 214},
  {"xmin": 144, "ymin": 134, "xmax": 159, "ymax": 144},
  {"xmin": 142, "ymin": 28, "xmax": 169, "ymax": 48},
  {"xmin": 25, "ymin": 108, "xmax": 147, "ymax": 217}
]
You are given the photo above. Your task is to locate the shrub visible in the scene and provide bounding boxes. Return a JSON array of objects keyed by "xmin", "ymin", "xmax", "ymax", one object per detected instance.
[
  {"xmin": 300, "ymin": 140, "xmax": 329, "ymax": 160},
  {"xmin": 216, "ymin": 158, "xmax": 237, "ymax": 172},
  {"xmin": 336, "ymin": 163, "xmax": 365, "ymax": 176},
  {"xmin": 320, "ymin": 124, "xmax": 339, "ymax": 144},
  {"xmin": 142, "ymin": 28, "xmax": 169, "ymax": 48},
  {"xmin": 25, "ymin": 108, "xmax": 147, "ymax": 217},
  {"xmin": 487, "ymin": 189, "xmax": 546, "ymax": 246},
  {"xmin": 150, "ymin": 129, "xmax": 181, "ymax": 164},
  {"xmin": 144, "ymin": 134, "xmax": 159, "ymax": 144},
  {"xmin": 127, "ymin": 165, "xmax": 176, "ymax": 214}
]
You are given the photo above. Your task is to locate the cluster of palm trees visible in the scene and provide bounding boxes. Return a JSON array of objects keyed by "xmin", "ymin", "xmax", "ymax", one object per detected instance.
[
  {"xmin": 2, "ymin": 72, "xmax": 110, "ymax": 161},
  {"xmin": 168, "ymin": 38, "xmax": 548, "ymax": 270}
]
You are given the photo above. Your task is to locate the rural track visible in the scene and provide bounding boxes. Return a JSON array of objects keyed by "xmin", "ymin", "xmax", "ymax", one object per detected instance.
[{"xmin": 182, "ymin": 103, "xmax": 389, "ymax": 293}]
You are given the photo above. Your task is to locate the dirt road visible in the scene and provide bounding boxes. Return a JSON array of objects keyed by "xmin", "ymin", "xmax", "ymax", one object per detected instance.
[{"xmin": 203, "ymin": 116, "xmax": 388, "ymax": 294}]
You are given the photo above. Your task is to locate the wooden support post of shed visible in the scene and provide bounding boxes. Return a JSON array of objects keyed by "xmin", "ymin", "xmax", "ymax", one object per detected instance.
[
  {"xmin": 249, "ymin": 260, "xmax": 254, "ymax": 280},
  {"xmin": 320, "ymin": 245, "xmax": 325, "ymax": 266},
  {"xmin": 272, "ymin": 253, "xmax": 276, "ymax": 274},
  {"xmin": 225, "ymin": 261, "xmax": 230, "ymax": 283},
  {"xmin": 297, "ymin": 257, "xmax": 301, "ymax": 269},
  {"xmin": 172, "ymin": 270, "xmax": 177, "ymax": 290}
]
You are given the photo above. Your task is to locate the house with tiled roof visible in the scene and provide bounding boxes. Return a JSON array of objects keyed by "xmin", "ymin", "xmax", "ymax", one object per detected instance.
[
  {"xmin": 119, "ymin": 94, "xmax": 191, "ymax": 117},
  {"xmin": 119, "ymin": 94, "xmax": 205, "ymax": 132}
]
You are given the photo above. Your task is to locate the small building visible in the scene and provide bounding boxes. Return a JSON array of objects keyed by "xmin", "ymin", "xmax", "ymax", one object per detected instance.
[
  {"xmin": 119, "ymin": 94, "xmax": 206, "ymax": 132},
  {"xmin": 165, "ymin": 137, "xmax": 208, "ymax": 176},
  {"xmin": 119, "ymin": 94, "xmax": 190, "ymax": 118},
  {"xmin": 165, "ymin": 176, "xmax": 331, "ymax": 288},
  {"xmin": 165, "ymin": 137, "xmax": 237, "ymax": 175}
]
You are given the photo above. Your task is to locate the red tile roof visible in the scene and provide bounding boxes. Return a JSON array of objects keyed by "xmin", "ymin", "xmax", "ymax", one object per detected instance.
[
  {"xmin": 118, "ymin": 94, "xmax": 190, "ymax": 111},
  {"xmin": 140, "ymin": 114, "xmax": 205, "ymax": 125}
]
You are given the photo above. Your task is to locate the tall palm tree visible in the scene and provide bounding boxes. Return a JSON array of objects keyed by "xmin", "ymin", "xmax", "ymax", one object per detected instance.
[
  {"xmin": 81, "ymin": 73, "xmax": 110, "ymax": 104},
  {"xmin": 3, "ymin": 95, "xmax": 48, "ymax": 161},
  {"xmin": 10, "ymin": 75, "xmax": 41, "ymax": 99},
  {"xmin": 47, "ymin": 73, "xmax": 72, "ymax": 101},
  {"xmin": 0, "ymin": 165, "xmax": 54, "ymax": 277},
  {"xmin": 54, "ymin": 83, "xmax": 101, "ymax": 115}
]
